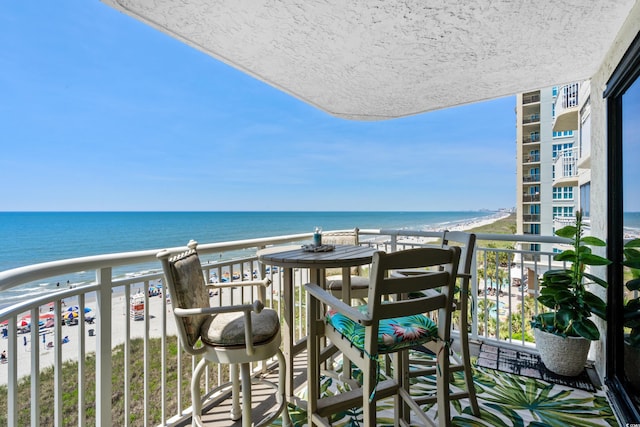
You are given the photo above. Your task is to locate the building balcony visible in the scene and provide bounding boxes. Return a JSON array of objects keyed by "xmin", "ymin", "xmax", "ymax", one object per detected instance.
[
  {"xmin": 522, "ymin": 135, "xmax": 541, "ymax": 144},
  {"xmin": 523, "ymin": 154, "xmax": 540, "ymax": 163},
  {"xmin": 553, "ymin": 147, "xmax": 579, "ymax": 187},
  {"xmin": 553, "ymin": 82, "xmax": 580, "ymax": 132},
  {"xmin": 523, "ymin": 194, "xmax": 541, "ymax": 203},
  {"xmin": 522, "ymin": 93, "xmax": 540, "ymax": 105},
  {"xmin": 523, "ymin": 174, "xmax": 541, "ymax": 183},
  {"xmin": 523, "ymin": 214, "xmax": 541, "ymax": 222},
  {"xmin": 0, "ymin": 229, "xmax": 615, "ymax": 425},
  {"xmin": 522, "ymin": 114, "xmax": 541, "ymax": 125}
]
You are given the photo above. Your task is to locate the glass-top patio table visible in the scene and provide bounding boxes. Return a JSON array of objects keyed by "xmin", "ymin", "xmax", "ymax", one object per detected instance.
[{"xmin": 257, "ymin": 244, "xmax": 376, "ymax": 403}]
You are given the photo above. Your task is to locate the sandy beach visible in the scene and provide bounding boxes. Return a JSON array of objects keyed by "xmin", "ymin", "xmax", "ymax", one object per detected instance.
[
  {"xmin": 0, "ymin": 284, "xmax": 178, "ymax": 385},
  {"xmin": 0, "ymin": 213, "xmax": 510, "ymax": 384}
]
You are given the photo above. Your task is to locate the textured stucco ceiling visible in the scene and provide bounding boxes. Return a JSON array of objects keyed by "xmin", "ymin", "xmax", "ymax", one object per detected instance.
[{"xmin": 101, "ymin": 0, "xmax": 637, "ymax": 120}]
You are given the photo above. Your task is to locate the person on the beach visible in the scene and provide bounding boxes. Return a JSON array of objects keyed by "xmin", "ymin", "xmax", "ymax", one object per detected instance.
[{"xmin": 0, "ymin": 350, "xmax": 6, "ymax": 363}]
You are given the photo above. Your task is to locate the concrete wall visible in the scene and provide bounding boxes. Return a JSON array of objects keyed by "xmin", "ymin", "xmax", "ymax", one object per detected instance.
[{"xmin": 589, "ymin": 0, "xmax": 640, "ymax": 376}]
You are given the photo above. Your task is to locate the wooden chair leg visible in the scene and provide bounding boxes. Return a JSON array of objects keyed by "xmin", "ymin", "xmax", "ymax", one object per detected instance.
[
  {"xmin": 459, "ymin": 296, "xmax": 480, "ymax": 416},
  {"xmin": 363, "ymin": 356, "xmax": 377, "ymax": 426},
  {"xmin": 436, "ymin": 342, "xmax": 451, "ymax": 427}
]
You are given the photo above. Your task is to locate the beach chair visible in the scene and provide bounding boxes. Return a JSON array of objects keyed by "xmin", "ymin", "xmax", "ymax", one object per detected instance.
[
  {"xmin": 306, "ymin": 246, "xmax": 461, "ymax": 426},
  {"xmin": 157, "ymin": 240, "xmax": 289, "ymax": 427}
]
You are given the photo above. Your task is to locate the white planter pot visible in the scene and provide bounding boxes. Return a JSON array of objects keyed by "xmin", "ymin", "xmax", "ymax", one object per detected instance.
[{"xmin": 534, "ymin": 328, "xmax": 591, "ymax": 376}]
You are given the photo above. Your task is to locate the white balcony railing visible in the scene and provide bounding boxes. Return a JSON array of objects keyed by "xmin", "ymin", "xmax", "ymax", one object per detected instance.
[
  {"xmin": 553, "ymin": 147, "xmax": 579, "ymax": 186},
  {"xmin": 0, "ymin": 229, "xmax": 571, "ymax": 425},
  {"xmin": 553, "ymin": 82, "xmax": 580, "ymax": 132}
]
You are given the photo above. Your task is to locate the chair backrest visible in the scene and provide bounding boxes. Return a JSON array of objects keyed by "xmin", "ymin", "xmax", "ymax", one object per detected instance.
[
  {"xmin": 366, "ymin": 246, "xmax": 461, "ymax": 346},
  {"xmin": 323, "ymin": 228, "xmax": 361, "ymax": 274},
  {"xmin": 158, "ymin": 243, "xmax": 210, "ymax": 353},
  {"xmin": 442, "ymin": 231, "xmax": 476, "ymax": 277},
  {"xmin": 322, "ymin": 228, "xmax": 359, "ymax": 245}
]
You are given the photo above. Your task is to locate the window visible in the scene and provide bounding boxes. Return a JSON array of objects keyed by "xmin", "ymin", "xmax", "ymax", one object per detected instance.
[
  {"xmin": 553, "ymin": 130, "xmax": 574, "ymax": 138},
  {"xmin": 553, "ymin": 142, "xmax": 574, "ymax": 158},
  {"xmin": 580, "ymin": 183, "xmax": 591, "ymax": 217},
  {"xmin": 553, "ymin": 206, "xmax": 574, "ymax": 218},
  {"xmin": 553, "ymin": 187, "xmax": 574, "ymax": 200}
]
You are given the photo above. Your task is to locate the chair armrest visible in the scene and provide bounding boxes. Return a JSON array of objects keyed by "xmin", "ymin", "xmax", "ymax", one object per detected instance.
[
  {"xmin": 207, "ymin": 278, "xmax": 271, "ymax": 289},
  {"xmin": 174, "ymin": 300, "xmax": 263, "ymax": 317},
  {"xmin": 305, "ymin": 283, "xmax": 371, "ymax": 326}
]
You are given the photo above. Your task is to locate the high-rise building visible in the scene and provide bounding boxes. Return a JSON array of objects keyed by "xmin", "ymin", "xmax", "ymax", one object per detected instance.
[{"xmin": 516, "ymin": 82, "xmax": 589, "ymax": 256}]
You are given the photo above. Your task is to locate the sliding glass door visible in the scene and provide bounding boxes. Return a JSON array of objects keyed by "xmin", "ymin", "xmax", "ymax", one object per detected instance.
[{"xmin": 605, "ymin": 31, "xmax": 640, "ymax": 424}]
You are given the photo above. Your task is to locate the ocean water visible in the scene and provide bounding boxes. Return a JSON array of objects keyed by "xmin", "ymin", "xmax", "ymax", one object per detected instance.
[
  {"xmin": 0, "ymin": 211, "xmax": 497, "ymax": 308},
  {"xmin": 625, "ymin": 212, "xmax": 640, "ymax": 236}
]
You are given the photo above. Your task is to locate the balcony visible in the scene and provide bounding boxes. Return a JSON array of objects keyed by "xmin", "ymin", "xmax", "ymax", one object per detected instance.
[
  {"xmin": 523, "ymin": 174, "xmax": 540, "ymax": 183},
  {"xmin": 522, "ymin": 214, "xmax": 541, "ymax": 222},
  {"xmin": 0, "ymin": 230, "xmax": 615, "ymax": 425},
  {"xmin": 553, "ymin": 82, "xmax": 580, "ymax": 132},
  {"xmin": 522, "ymin": 114, "xmax": 541, "ymax": 125},
  {"xmin": 523, "ymin": 154, "xmax": 540, "ymax": 163},
  {"xmin": 522, "ymin": 135, "xmax": 541, "ymax": 144},
  {"xmin": 553, "ymin": 147, "xmax": 579, "ymax": 187},
  {"xmin": 523, "ymin": 193, "xmax": 541, "ymax": 203},
  {"xmin": 522, "ymin": 94, "xmax": 540, "ymax": 105}
]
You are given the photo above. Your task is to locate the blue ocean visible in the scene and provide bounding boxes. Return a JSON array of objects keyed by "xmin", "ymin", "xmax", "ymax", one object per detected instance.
[{"xmin": 0, "ymin": 211, "xmax": 497, "ymax": 307}]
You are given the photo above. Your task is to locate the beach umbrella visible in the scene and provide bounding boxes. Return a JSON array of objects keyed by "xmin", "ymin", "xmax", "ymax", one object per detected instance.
[
  {"xmin": 83, "ymin": 307, "xmax": 92, "ymax": 313},
  {"xmin": 67, "ymin": 306, "xmax": 79, "ymax": 312},
  {"xmin": 39, "ymin": 313, "xmax": 55, "ymax": 321},
  {"xmin": 63, "ymin": 311, "xmax": 78, "ymax": 320}
]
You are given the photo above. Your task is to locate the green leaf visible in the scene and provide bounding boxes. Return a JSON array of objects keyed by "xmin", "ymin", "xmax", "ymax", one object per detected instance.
[
  {"xmin": 582, "ymin": 236, "xmax": 607, "ymax": 247},
  {"xmin": 555, "ymin": 226, "xmax": 577, "ymax": 238},
  {"xmin": 583, "ymin": 292, "xmax": 607, "ymax": 319},
  {"xmin": 556, "ymin": 308, "xmax": 577, "ymax": 325},
  {"xmin": 626, "ymin": 277, "xmax": 640, "ymax": 291},
  {"xmin": 583, "ymin": 272, "xmax": 608, "ymax": 288},
  {"xmin": 573, "ymin": 318, "xmax": 600, "ymax": 340},
  {"xmin": 623, "ymin": 248, "xmax": 640, "ymax": 260},
  {"xmin": 623, "ymin": 259, "xmax": 640, "ymax": 270},
  {"xmin": 554, "ymin": 251, "xmax": 576, "ymax": 262},
  {"xmin": 581, "ymin": 253, "xmax": 612, "ymax": 266},
  {"xmin": 625, "ymin": 238, "xmax": 640, "ymax": 248}
]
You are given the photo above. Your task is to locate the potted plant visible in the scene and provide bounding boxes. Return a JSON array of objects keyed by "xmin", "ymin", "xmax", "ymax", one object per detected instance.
[
  {"xmin": 531, "ymin": 211, "xmax": 611, "ymax": 376},
  {"xmin": 623, "ymin": 238, "xmax": 640, "ymax": 389}
]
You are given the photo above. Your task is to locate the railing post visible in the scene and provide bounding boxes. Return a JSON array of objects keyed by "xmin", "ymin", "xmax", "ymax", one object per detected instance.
[
  {"xmin": 470, "ymin": 248, "xmax": 479, "ymax": 341},
  {"xmin": 96, "ymin": 267, "xmax": 113, "ymax": 426},
  {"xmin": 7, "ymin": 314, "xmax": 18, "ymax": 426}
]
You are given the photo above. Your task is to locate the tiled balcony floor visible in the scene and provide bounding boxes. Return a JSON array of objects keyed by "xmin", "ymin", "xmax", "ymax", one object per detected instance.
[{"xmin": 199, "ymin": 343, "xmax": 617, "ymax": 426}]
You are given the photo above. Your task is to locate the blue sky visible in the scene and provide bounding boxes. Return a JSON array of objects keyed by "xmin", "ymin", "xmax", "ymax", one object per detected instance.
[{"xmin": 0, "ymin": 2, "xmax": 516, "ymax": 212}]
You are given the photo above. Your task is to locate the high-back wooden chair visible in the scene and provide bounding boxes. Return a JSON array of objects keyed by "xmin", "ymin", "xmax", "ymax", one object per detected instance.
[
  {"xmin": 157, "ymin": 241, "xmax": 290, "ymax": 427},
  {"xmin": 322, "ymin": 228, "xmax": 370, "ymax": 302},
  {"xmin": 306, "ymin": 246, "xmax": 461, "ymax": 426},
  {"xmin": 405, "ymin": 231, "xmax": 480, "ymax": 416}
]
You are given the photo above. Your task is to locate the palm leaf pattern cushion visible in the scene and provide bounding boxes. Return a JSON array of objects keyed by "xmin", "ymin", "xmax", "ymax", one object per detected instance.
[{"xmin": 326, "ymin": 305, "xmax": 438, "ymax": 353}]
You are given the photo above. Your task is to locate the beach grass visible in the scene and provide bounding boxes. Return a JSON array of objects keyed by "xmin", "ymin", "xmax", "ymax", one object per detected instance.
[
  {"xmin": 0, "ymin": 337, "xmax": 224, "ymax": 426},
  {"xmin": 468, "ymin": 212, "xmax": 516, "ymax": 235}
]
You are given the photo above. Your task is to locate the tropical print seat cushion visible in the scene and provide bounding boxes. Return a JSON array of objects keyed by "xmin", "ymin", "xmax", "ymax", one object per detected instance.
[{"xmin": 326, "ymin": 304, "xmax": 438, "ymax": 353}]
